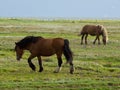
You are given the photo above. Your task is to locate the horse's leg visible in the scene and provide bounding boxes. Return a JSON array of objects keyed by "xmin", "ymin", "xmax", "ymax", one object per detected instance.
[
  {"xmin": 69, "ymin": 60, "xmax": 74, "ymax": 74},
  {"xmin": 85, "ymin": 34, "xmax": 88, "ymax": 45},
  {"xmin": 81, "ymin": 34, "xmax": 84, "ymax": 45},
  {"xmin": 37, "ymin": 56, "xmax": 43, "ymax": 72},
  {"xmin": 28, "ymin": 55, "xmax": 36, "ymax": 71},
  {"xmin": 93, "ymin": 36, "xmax": 98, "ymax": 44},
  {"xmin": 93, "ymin": 35, "xmax": 100, "ymax": 45},
  {"xmin": 54, "ymin": 53, "xmax": 62, "ymax": 73},
  {"xmin": 98, "ymin": 36, "xmax": 100, "ymax": 45}
]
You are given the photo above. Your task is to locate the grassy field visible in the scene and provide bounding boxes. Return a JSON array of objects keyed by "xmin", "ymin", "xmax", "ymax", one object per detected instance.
[{"xmin": 0, "ymin": 18, "xmax": 120, "ymax": 90}]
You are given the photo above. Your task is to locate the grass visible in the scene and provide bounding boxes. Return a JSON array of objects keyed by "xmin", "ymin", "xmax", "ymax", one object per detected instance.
[{"xmin": 0, "ymin": 18, "xmax": 120, "ymax": 90}]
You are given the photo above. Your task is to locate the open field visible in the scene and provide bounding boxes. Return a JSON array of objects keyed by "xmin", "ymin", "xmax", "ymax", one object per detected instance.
[{"xmin": 0, "ymin": 18, "xmax": 120, "ymax": 90}]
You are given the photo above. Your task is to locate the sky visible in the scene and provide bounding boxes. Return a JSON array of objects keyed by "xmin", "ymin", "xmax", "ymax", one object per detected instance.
[{"xmin": 0, "ymin": 0, "xmax": 120, "ymax": 19}]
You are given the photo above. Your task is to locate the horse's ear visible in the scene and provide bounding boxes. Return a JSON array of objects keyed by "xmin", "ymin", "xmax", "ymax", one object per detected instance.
[
  {"xmin": 97, "ymin": 25, "xmax": 102, "ymax": 29},
  {"xmin": 15, "ymin": 42, "xmax": 17, "ymax": 45}
]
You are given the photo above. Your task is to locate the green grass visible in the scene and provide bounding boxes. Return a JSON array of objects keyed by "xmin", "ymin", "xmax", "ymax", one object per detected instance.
[{"xmin": 0, "ymin": 18, "xmax": 120, "ymax": 90}]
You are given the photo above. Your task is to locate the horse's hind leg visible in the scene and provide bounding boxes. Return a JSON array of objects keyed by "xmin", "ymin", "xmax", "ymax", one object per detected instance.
[
  {"xmin": 28, "ymin": 55, "xmax": 36, "ymax": 71},
  {"xmin": 37, "ymin": 56, "xmax": 43, "ymax": 72},
  {"xmin": 69, "ymin": 61, "xmax": 74, "ymax": 74},
  {"xmin": 85, "ymin": 34, "xmax": 88, "ymax": 45},
  {"xmin": 54, "ymin": 54, "xmax": 62, "ymax": 73}
]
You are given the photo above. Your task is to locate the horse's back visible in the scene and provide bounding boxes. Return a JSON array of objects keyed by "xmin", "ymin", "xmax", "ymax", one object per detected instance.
[
  {"xmin": 83, "ymin": 25, "xmax": 97, "ymax": 31},
  {"xmin": 81, "ymin": 25, "xmax": 101, "ymax": 35},
  {"xmin": 31, "ymin": 38, "xmax": 64, "ymax": 56},
  {"xmin": 37, "ymin": 38, "xmax": 64, "ymax": 48},
  {"xmin": 81, "ymin": 25, "xmax": 93, "ymax": 34},
  {"xmin": 52, "ymin": 38, "xmax": 64, "ymax": 50}
]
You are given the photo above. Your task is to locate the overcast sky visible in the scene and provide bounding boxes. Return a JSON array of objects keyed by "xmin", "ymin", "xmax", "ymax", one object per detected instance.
[{"xmin": 0, "ymin": 0, "xmax": 120, "ymax": 19}]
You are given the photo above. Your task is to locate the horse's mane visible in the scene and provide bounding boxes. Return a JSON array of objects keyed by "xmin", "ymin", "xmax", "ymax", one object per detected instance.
[
  {"xmin": 101, "ymin": 26, "xmax": 108, "ymax": 41},
  {"xmin": 16, "ymin": 36, "xmax": 43, "ymax": 49}
]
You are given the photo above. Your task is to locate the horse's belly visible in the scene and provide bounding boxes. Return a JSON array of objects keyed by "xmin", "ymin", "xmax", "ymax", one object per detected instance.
[
  {"xmin": 90, "ymin": 34, "xmax": 96, "ymax": 36},
  {"xmin": 40, "ymin": 52, "xmax": 55, "ymax": 56},
  {"xmin": 39, "ymin": 49, "xmax": 56, "ymax": 56}
]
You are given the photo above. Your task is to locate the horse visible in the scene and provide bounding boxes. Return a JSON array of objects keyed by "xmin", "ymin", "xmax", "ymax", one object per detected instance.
[
  {"xmin": 14, "ymin": 36, "xmax": 74, "ymax": 74},
  {"xmin": 78, "ymin": 25, "xmax": 108, "ymax": 45}
]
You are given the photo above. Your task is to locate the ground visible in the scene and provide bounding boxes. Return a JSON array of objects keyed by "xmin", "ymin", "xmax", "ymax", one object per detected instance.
[{"xmin": 0, "ymin": 18, "xmax": 120, "ymax": 90}]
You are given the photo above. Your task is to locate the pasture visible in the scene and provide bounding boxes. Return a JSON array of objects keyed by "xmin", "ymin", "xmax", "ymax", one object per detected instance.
[{"xmin": 0, "ymin": 18, "xmax": 120, "ymax": 90}]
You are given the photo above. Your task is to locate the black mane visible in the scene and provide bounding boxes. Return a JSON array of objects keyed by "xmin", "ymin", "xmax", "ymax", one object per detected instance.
[{"xmin": 16, "ymin": 36, "xmax": 43, "ymax": 49}]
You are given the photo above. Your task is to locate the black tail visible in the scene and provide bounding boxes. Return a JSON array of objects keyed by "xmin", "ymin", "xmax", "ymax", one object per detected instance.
[{"xmin": 63, "ymin": 39, "xmax": 73, "ymax": 63}]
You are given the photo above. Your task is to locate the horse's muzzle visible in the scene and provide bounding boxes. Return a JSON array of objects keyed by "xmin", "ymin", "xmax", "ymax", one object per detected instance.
[{"xmin": 16, "ymin": 56, "xmax": 21, "ymax": 61}]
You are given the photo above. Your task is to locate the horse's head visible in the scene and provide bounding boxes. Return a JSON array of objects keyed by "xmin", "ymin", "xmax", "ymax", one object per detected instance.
[
  {"xmin": 101, "ymin": 27, "xmax": 108, "ymax": 45},
  {"xmin": 15, "ymin": 42, "xmax": 24, "ymax": 61},
  {"xmin": 102, "ymin": 36, "xmax": 107, "ymax": 45},
  {"xmin": 97, "ymin": 25, "xmax": 108, "ymax": 45}
]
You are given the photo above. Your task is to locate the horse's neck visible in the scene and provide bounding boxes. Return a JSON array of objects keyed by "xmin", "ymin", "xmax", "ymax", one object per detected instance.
[{"xmin": 23, "ymin": 44, "xmax": 32, "ymax": 50}]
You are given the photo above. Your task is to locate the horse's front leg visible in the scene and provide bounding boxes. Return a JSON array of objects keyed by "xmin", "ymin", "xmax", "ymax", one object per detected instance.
[
  {"xmin": 97, "ymin": 36, "xmax": 100, "ymax": 45},
  {"xmin": 93, "ymin": 36, "xmax": 98, "ymax": 44},
  {"xmin": 28, "ymin": 55, "xmax": 36, "ymax": 71},
  {"xmin": 37, "ymin": 56, "xmax": 43, "ymax": 72},
  {"xmin": 54, "ymin": 54, "xmax": 62, "ymax": 73}
]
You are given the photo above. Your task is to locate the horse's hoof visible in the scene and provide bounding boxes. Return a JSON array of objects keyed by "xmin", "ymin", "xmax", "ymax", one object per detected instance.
[
  {"xmin": 39, "ymin": 68, "xmax": 43, "ymax": 72},
  {"xmin": 70, "ymin": 72, "xmax": 73, "ymax": 74},
  {"xmin": 70, "ymin": 70, "xmax": 74, "ymax": 74},
  {"xmin": 70, "ymin": 67, "xmax": 75, "ymax": 74},
  {"xmin": 39, "ymin": 70, "xmax": 43, "ymax": 72},
  {"xmin": 32, "ymin": 68, "xmax": 36, "ymax": 71},
  {"xmin": 93, "ymin": 42, "xmax": 95, "ymax": 44},
  {"xmin": 53, "ymin": 71, "xmax": 59, "ymax": 73}
]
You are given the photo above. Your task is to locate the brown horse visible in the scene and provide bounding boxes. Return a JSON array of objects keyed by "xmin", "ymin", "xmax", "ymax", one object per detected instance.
[
  {"xmin": 78, "ymin": 25, "xmax": 108, "ymax": 45},
  {"xmin": 14, "ymin": 36, "xmax": 74, "ymax": 74}
]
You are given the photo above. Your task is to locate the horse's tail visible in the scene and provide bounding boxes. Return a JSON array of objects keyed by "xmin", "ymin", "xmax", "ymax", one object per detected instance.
[
  {"xmin": 78, "ymin": 29, "xmax": 83, "ymax": 36},
  {"xmin": 63, "ymin": 39, "xmax": 73, "ymax": 63},
  {"xmin": 78, "ymin": 26, "xmax": 86, "ymax": 36},
  {"xmin": 78, "ymin": 33, "xmax": 81, "ymax": 36}
]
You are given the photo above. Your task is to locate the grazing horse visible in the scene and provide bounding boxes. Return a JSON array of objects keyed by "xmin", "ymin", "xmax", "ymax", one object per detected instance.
[
  {"xmin": 14, "ymin": 36, "xmax": 74, "ymax": 74},
  {"xmin": 78, "ymin": 25, "xmax": 108, "ymax": 45}
]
